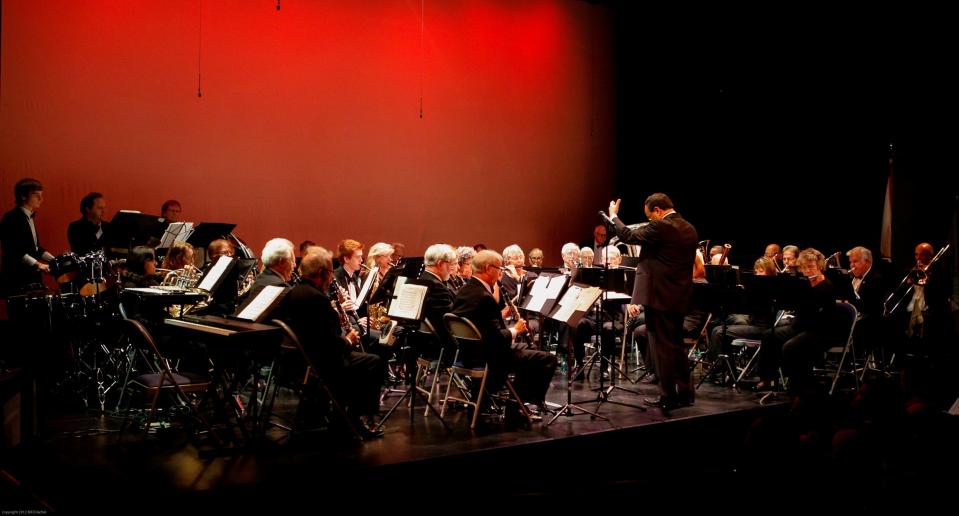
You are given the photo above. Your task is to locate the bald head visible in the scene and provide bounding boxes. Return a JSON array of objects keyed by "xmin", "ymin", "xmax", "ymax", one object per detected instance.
[{"xmin": 915, "ymin": 242, "xmax": 934, "ymax": 265}]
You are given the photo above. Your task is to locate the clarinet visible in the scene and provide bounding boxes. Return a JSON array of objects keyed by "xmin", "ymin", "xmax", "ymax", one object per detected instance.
[{"xmin": 330, "ymin": 277, "xmax": 365, "ymax": 336}]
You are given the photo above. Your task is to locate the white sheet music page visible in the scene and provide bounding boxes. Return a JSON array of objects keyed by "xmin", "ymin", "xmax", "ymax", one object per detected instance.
[
  {"xmin": 356, "ymin": 268, "xmax": 378, "ymax": 307},
  {"xmin": 526, "ymin": 275, "xmax": 551, "ymax": 312},
  {"xmin": 387, "ymin": 283, "xmax": 427, "ymax": 320},
  {"xmin": 552, "ymin": 285, "xmax": 581, "ymax": 323},
  {"xmin": 158, "ymin": 222, "xmax": 194, "ymax": 249},
  {"xmin": 196, "ymin": 255, "xmax": 234, "ymax": 292},
  {"xmin": 237, "ymin": 285, "xmax": 285, "ymax": 321},
  {"xmin": 544, "ymin": 275, "xmax": 567, "ymax": 299}
]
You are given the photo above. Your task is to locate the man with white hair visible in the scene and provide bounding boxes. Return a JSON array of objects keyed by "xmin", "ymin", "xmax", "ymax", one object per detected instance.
[
  {"xmin": 239, "ymin": 237, "xmax": 295, "ymax": 307},
  {"xmin": 452, "ymin": 250, "xmax": 557, "ymax": 420},
  {"xmin": 561, "ymin": 243, "xmax": 581, "ymax": 273},
  {"xmin": 846, "ymin": 246, "xmax": 888, "ymax": 356},
  {"xmin": 417, "ymin": 244, "xmax": 458, "ymax": 356}
]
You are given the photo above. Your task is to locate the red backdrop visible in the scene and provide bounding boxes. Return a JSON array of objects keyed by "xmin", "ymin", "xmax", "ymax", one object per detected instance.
[{"xmin": 1, "ymin": 0, "xmax": 615, "ymax": 266}]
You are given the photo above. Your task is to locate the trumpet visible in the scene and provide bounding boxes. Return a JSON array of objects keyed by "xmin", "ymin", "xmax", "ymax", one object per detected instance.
[{"xmin": 883, "ymin": 244, "xmax": 950, "ymax": 317}]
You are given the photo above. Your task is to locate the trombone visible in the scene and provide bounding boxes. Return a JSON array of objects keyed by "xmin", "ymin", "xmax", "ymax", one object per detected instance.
[{"xmin": 883, "ymin": 244, "xmax": 950, "ymax": 317}]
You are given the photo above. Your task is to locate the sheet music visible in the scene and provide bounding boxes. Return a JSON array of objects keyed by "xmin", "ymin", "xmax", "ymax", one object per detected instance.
[
  {"xmin": 196, "ymin": 255, "xmax": 233, "ymax": 292},
  {"xmin": 552, "ymin": 285, "xmax": 582, "ymax": 323},
  {"xmin": 236, "ymin": 285, "xmax": 285, "ymax": 322},
  {"xmin": 158, "ymin": 222, "xmax": 194, "ymax": 249},
  {"xmin": 387, "ymin": 283, "xmax": 427, "ymax": 320},
  {"xmin": 529, "ymin": 275, "xmax": 550, "ymax": 297},
  {"xmin": 576, "ymin": 287, "xmax": 602, "ymax": 311},
  {"xmin": 544, "ymin": 275, "xmax": 567, "ymax": 299},
  {"xmin": 356, "ymin": 269, "xmax": 377, "ymax": 307}
]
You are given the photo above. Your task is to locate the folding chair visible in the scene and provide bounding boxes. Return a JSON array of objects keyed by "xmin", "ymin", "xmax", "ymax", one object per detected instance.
[
  {"xmin": 117, "ymin": 319, "xmax": 213, "ymax": 441},
  {"xmin": 441, "ymin": 313, "xmax": 529, "ymax": 429},
  {"xmin": 270, "ymin": 319, "xmax": 363, "ymax": 441}
]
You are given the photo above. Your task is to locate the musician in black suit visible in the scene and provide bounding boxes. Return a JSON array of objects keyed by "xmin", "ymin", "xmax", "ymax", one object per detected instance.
[
  {"xmin": 0, "ymin": 178, "xmax": 55, "ymax": 295},
  {"xmin": 608, "ymin": 193, "xmax": 698, "ymax": 410},
  {"xmin": 579, "ymin": 224, "xmax": 608, "ymax": 258},
  {"xmin": 67, "ymin": 192, "xmax": 110, "ymax": 256},
  {"xmin": 845, "ymin": 246, "xmax": 888, "ymax": 354},
  {"xmin": 416, "ymin": 244, "xmax": 457, "ymax": 357},
  {"xmin": 281, "ymin": 248, "xmax": 384, "ymax": 437},
  {"xmin": 452, "ymin": 250, "xmax": 557, "ymax": 413},
  {"xmin": 239, "ymin": 237, "xmax": 295, "ymax": 309}
]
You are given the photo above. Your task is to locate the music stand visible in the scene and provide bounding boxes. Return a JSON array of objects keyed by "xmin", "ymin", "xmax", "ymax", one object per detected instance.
[
  {"xmin": 524, "ymin": 274, "xmax": 609, "ymax": 425},
  {"xmin": 186, "ymin": 222, "xmax": 238, "ymax": 262},
  {"xmin": 692, "ymin": 267, "xmax": 748, "ymax": 389},
  {"xmin": 103, "ymin": 211, "xmax": 162, "ymax": 255},
  {"xmin": 373, "ymin": 278, "xmax": 451, "ymax": 432},
  {"xmin": 570, "ymin": 266, "xmax": 646, "ymax": 413}
]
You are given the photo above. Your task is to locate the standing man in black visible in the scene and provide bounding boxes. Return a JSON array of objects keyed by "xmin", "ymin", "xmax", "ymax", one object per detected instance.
[
  {"xmin": 67, "ymin": 192, "xmax": 110, "ymax": 256},
  {"xmin": 0, "ymin": 178, "xmax": 55, "ymax": 295},
  {"xmin": 608, "ymin": 193, "xmax": 698, "ymax": 410}
]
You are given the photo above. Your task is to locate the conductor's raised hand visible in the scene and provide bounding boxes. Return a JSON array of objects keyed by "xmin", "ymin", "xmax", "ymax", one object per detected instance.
[{"xmin": 608, "ymin": 199, "xmax": 621, "ymax": 218}]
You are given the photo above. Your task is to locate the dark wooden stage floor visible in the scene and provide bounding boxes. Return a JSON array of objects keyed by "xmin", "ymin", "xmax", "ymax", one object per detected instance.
[{"xmin": 3, "ymin": 364, "xmax": 955, "ymax": 513}]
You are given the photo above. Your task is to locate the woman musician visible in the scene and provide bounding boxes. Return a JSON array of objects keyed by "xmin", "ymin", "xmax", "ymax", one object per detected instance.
[{"xmin": 363, "ymin": 242, "xmax": 395, "ymax": 331}]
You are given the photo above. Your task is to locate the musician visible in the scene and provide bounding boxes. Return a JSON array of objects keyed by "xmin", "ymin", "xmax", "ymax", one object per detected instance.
[
  {"xmin": 67, "ymin": 192, "xmax": 110, "ymax": 256},
  {"xmin": 296, "ymin": 239, "xmax": 316, "ymax": 267},
  {"xmin": 152, "ymin": 199, "xmax": 182, "ymax": 242},
  {"xmin": 415, "ymin": 244, "xmax": 457, "ymax": 357},
  {"xmin": 782, "ymin": 245, "xmax": 800, "ymax": 274},
  {"xmin": 391, "ymin": 242, "xmax": 406, "ymax": 261},
  {"xmin": 580, "ymin": 224, "xmax": 608, "ymax": 258},
  {"xmin": 452, "ymin": 250, "xmax": 557, "ymax": 416},
  {"xmin": 560, "ymin": 242, "xmax": 580, "ymax": 273},
  {"xmin": 448, "ymin": 246, "xmax": 475, "ymax": 292},
  {"xmin": 706, "ymin": 257, "xmax": 778, "ymax": 363},
  {"xmin": 500, "ymin": 244, "xmax": 527, "ymax": 302},
  {"xmin": 120, "ymin": 246, "xmax": 161, "ymax": 289},
  {"xmin": 579, "ymin": 247, "xmax": 595, "ymax": 268},
  {"xmin": 608, "ymin": 193, "xmax": 698, "ymax": 410},
  {"xmin": 281, "ymin": 248, "xmax": 384, "ymax": 438},
  {"xmin": 528, "ymin": 248, "xmax": 544, "ymax": 268},
  {"xmin": 902, "ymin": 242, "xmax": 952, "ymax": 349},
  {"xmin": 709, "ymin": 245, "xmax": 724, "ymax": 264},
  {"xmin": 198, "ymin": 239, "xmax": 241, "ymax": 316},
  {"xmin": 364, "ymin": 242, "xmax": 395, "ymax": 328},
  {"xmin": 845, "ymin": 246, "xmax": 888, "ymax": 353},
  {"xmin": 240, "ymin": 238, "xmax": 295, "ymax": 306},
  {"xmin": 758, "ymin": 248, "xmax": 838, "ymax": 394},
  {"xmin": 334, "ymin": 239, "xmax": 365, "ymax": 314},
  {"xmin": 572, "ymin": 246, "xmax": 626, "ymax": 377},
  {"xmin": 0, "ymin": 178, "xmax": 55, "ymax": 295},
  {"xmin": 764, "ymin": 243, "xmax": 783, "ymax": 271}
]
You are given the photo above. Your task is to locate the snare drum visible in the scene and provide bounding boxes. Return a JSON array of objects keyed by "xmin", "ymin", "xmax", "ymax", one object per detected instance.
[{"xmin": 50, "ymin": 253, "xmax": 83, "ymax": 284}]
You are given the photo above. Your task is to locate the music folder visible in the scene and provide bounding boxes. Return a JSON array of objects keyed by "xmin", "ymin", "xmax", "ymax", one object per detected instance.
[
  {"xmin": 386, "ymin": 279, "xmax": 428, "ymax": 321},
  {"xmin": 233, "ymin": 284, "xmax": 288, "ymax": 323},
  {"xmin": 186, "ymin": 222, "xmax": 238, "ymax": 250},
  {"xmin": 103, "ymin": 210, "xmax": 162, "ymax": 252},
  {"xmin": 195, "ymin": 255, "xmax": 237, "ymax": 296},
  {"xmin": 547, "ymin": 282, "xmax": 602, "ymax": 327},
  {"xmin": 519, "ymin": 273, "xmax": 567, "ymax": 316}
]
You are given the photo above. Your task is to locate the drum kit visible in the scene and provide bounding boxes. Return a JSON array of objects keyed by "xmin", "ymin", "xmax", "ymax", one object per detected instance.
[{"xmin": 5, "ymin": 250, "xmax": 130, "ymax": 411}]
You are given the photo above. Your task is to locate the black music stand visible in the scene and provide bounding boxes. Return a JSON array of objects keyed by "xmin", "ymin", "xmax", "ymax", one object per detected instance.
[
  {"xmin": 516, "ymin": 273, "xmax": 608, "ymax": 425},
  {"xmin": 373, "ymin": 278, "xmax": 451, "ymax": 433},
  {"xmin": 103, "ymin": 211, "xmax": 162, "ymax": 255},
  {"xmin": 186, "ymin": 222, "xmax": 237, "ymax": 262},
  {"xmin": 693, "ymin": 266, "xmax": 747, "ymax": 389},
  {"xmin": 571, "ymin": 266, "xmax": 646, "ymax": 413}
]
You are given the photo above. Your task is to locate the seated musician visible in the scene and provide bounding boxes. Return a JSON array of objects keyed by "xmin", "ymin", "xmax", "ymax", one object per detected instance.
[
  {"xmin": 239, "ymin": 238, "xmax": 295, "ymax": 306},
  {"xmin": 845, "ymin": 246, "xmax": 888, "ymax": 355},
  {"xmin": 571, "ymin": 246, "xmax": 626, "ymax": 378},
  {"xmin": 781, "ymin": 245, "xmax": 800, "ymax": 274},
  {"xmin": 528, "ymin": 248, "xmax": 545, "ymax": 268},
  {"xmin": 197, "ymin": 238, "xmax": 240, "ymax": 316},
  {"xmin": 560, "ymin": 242, "xmax": 580, "ymax": 273},
  {"xmin": 579, "ymin": 247, "xmax": 594, "ymax": 268},
  {"xmin": 118, "ymin": 246, "xmax": 169, "ymax": 323},
  {"xmin": 159, "ymin": 241, "xmax": 198, "ymax": 288},
  {"xmin": 706, "ymin": 257, "xmax": 778, "ymax": 363},
  {"xmin": 757, "ymin": 248, "xmax": 838, "ymax": 394},
  {"xmin": 499, "ymin": 244, "xmax": 527, "ymax": 304},
  {"xmin": 67, "ymin": 192, "xmax": 110, "ymax": 256},
  {"xmin": 280, "ymin": 247, "xmax": 385, "ymax": 438},
  {"xmin": 414, "ymin": 244, "xmax": 457, "ymax": 358},
  {"xmin": 449, "ymin": 246, "xmax": 476, "ymax": 292},
  {"xmin": 452, "ymin": 250, "xmax": 557, "ymax": 417},
  {"xmin": 334, "ymin": 239, "xmax": 365, "ymax": 311},
  {"xmin": 764, "ymin": 243, "xmax": 783, "ymax": 271}
]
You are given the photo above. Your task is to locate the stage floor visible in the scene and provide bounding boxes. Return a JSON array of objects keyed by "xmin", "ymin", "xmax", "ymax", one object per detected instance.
[{"xmin": 3, "ymin": 366, "xmax": 800, "ymax": 511}]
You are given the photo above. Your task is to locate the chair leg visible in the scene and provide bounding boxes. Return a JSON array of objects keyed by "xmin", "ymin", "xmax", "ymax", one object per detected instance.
[
  {"xmin": 440, "ymin": 371, "xmax": 457, "ymax": 417},
  {"xmin": 470, "ymin": 374, "xmax": 488, "ymax": 430}
]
